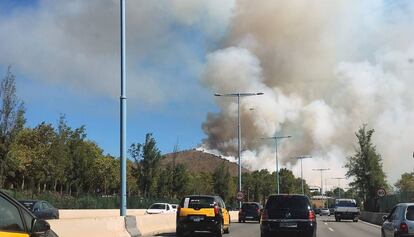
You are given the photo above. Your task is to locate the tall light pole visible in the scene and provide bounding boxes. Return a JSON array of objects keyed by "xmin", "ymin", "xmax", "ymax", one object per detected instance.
[
  {"xmin": 119, "ymin": 0, "xmax": 127, "ymax": 217},
  {"xmin": 293, "ymin": 155, "xmax": 312, "ymax": 194},
  {"xmin": 332, "ymin": 178, "xmax": 345, "ymax": 198},
  {"xmin": 214, "ymin": 92, "xmax": 264, "ymax": 208},
  {"xmin": 312, "ymin": 168, "xmax": 330, "ymax": 196},
  {"xmin": 261, "ymin": 136, "xmax": 292, "ymax": 194}
]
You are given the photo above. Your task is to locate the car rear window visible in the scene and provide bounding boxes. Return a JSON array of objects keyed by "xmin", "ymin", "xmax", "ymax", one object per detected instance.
[
  {"xmin": 19, "ymin": 201, "xmax": 35, "ymax": 211},
  {"xmin": 242, "ymin": 203, "xmax": 259, "ymax": 210},
  {"xmin": 266, "ymin": 196, "xmax": 309, "ymax": 210},
  {"xmin": 336, "ymin": 201, "xmax": 356, "ymax": 207},
  {"xmin": 149, "ymin": 204, "xmax": 165, "ymax": 209},
  {"xmin": 406, "ymin": 206, "xmax": 414, "ymax": 221},
  {"xmin": 181, "ymin": 197, "xmax": 215, "ymax": 209}
]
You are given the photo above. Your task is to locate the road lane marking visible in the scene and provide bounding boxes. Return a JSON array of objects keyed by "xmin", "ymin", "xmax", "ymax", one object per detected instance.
[
  {"xmin": 360, "ymin": 220, "xmax": 381, "ymax": 229},
  {"xmin": 324, "ymin": 223, "xmax": 328, "ymax": 225},
  {"xmin": 328, "ymin": 227, "xmax": 334, "ymax": 232}
]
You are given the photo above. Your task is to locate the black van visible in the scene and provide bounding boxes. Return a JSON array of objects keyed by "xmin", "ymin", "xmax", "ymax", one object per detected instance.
[{"xmin": 260, "ymin": 194, "xmax": 317, "ymax": 237}]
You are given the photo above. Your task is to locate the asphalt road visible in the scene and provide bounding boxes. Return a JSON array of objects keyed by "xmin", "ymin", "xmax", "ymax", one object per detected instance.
[{"xmin": 150, "ymin": 216, "xmax": 381, "ymax": 237}]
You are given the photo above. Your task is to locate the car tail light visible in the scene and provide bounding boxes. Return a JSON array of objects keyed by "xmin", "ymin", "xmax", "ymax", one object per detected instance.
[
  {"xmin": 262, "ymin": 210, "xmax": 269, "ymax": 221},
  {"xmin": 214, "ymin": 205, "xmax": 220, "ymax": 215},
  {"xmin": 309, "ymin": 210, "xmax": 316, "ymax": 221},
  {"xmin": 400, "ymin": 222, "xmax": 409, "ymax": 234}
]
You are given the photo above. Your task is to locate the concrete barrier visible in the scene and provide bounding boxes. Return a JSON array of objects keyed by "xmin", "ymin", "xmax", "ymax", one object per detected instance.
[
  {"xmin": 360, "ymin": 211, "xmax": 388, "ymax": 226},
  {"xmin": 47, "ymin": 209, "xmax": 241, "ymax": 237},
  {"xmin": 48, "ymin": 216, "xmax": 130, "ymax": 237},
  {"xmin": 59, "ymin": 209, "xmax": 146, "ymax": 219}
]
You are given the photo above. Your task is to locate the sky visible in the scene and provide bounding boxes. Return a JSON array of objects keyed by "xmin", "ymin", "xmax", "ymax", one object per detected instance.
[{"xmin": 1, "ymin": 0, "xmax": 414, "ymax": 190}]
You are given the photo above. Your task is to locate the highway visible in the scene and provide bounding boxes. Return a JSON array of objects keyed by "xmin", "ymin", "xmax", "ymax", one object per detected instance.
[{"xmin": 150, "ymin": 216, "xmax": 381, "ymax": 237}]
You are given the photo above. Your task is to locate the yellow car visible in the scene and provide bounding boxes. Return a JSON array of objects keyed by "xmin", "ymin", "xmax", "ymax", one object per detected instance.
[
  {"xmin": 0, "ymin": 190, "xmax": 58, "ymax": 237},
  {"xmin": 176, "ymin": 195, "xmax": 230, "ymax": 237}
]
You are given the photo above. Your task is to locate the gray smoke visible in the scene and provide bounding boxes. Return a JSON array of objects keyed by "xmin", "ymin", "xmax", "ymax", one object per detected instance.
[{"xmin": 201, "ymin": 0, "xmax": 414, "ymax": 185}]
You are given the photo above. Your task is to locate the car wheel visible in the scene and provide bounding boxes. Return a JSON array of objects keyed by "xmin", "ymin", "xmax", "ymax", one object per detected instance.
[
  {"xmin": 238, "ymin": 219, "xmax": 241, "ymax": 223},
  {"xmin": 353, "ymin": 219, "xmax": 358, "ymax": 222},
  {"xmin": 224, "ymin": 225, "xmax": 230, "ymax": 234},
  {"xmin": 216, "ymin": 222, "xmax": 224, "ymax": 237},
  {"xmin": 243, "ymin": 220, "xmax": 246, "ymax": 223}
]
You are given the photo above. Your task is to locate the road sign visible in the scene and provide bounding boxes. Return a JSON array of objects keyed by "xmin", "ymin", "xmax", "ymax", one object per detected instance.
[
  {"xmin": 377, "ymin": 188, "xmax": 387, "ymax": 197},
  {"xmin": 236, "ymin": 191, "xmax": 244, "ymax": 201}
]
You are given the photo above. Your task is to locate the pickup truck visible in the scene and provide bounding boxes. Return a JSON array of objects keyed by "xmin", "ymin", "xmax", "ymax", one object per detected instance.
[{"xmin": 334, "ymin": 199, "xmax": 360, "ymax": 222}]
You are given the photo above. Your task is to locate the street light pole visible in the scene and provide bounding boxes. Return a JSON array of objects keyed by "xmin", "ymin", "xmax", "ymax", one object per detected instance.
[
  {"xmin": 332, "ymin": 178, "xmax": 345, "ymax": 198},
  {"xmin": 119, "ymin": 0, "xmax": 127, "ymax": 217},
  {"xmin": 312, "ymin": 168, "xmax": 330, "ymax": 196},
  {"xmin": 261, "ymin": 136, "xmax": 292, "ymax": 194},
  {"xmin": 293, "ymin": 155, "xmax": 312, "ymax": 194},
  {"xmin": 215, "ymin": 92, "xmax": 263, "ymax": 208}
]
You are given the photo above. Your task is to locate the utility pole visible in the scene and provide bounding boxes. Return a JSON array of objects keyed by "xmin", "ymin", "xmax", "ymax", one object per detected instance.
[
  {"xmin": 332, "ymin": 178, "xmax": 346, "ymax": 198},
  {"xmin": 215, "ymin": 92, "xmax": 263, "ymax": 208},
  {"xmin": 293, "ymin": 155, "xmax": 312, "ymax": 194},
  {"xmin": 261, "ymin": 136, "xmax": 292, "ymax": 194},
  {"xmin": 119, "ymin": 0, "xmax": 127, "ymax": 217},
  {"xmin": 312, "ymin": 168, "xmax": 330, "ymax": 196}
]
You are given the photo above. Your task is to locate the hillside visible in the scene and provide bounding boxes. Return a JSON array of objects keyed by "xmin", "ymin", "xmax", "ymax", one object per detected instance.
[{"xmin": 161, "ymin": 149, "xmax": 250, "ymax": 177}]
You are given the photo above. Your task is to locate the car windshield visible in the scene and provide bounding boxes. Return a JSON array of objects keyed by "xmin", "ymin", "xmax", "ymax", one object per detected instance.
[
  {"xmin": 406, "ymin": 206, "xmax": 414, "ymax": 221},
  {"xmin": 337, "ymin": 201, "xmax": 357, "ymax": 207},
  {"xmin": 149, "ymin": 204, "xmax": 165, "ymax": 210},
  {"xmin": 266, "ymin": 196, "xmax": 309, "ymax": 210},
  {"xmin": 19, "ymin": 201, "xmax": 35, "ymax": 211},
  {"xmin": 242, "ymin": 203, "xmax": 259, "ymax": 210},
  {"xmin": 182, "ymin": 196, "xmax": 215, "ymax": 209}
]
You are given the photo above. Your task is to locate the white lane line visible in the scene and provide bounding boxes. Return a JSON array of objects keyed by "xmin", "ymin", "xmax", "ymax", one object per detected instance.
[
  {"xmin": 360, "ymin": 220, "xmax": 382, "ymax": 229},
  {"xmin": 324, "ymin": 222, "xmax": 328, "ymax": 225},
  {"xmin": 328, "ymin": 227, "xmax": 334, "ymax": 232}
]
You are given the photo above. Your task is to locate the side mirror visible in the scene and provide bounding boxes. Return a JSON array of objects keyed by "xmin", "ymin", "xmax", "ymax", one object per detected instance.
[
  {"xmin": 382, "ymin": 215, "xmax": 388, "ymax": 222},
  {"xmin": 33, "ymin": 208, "xmax": 39, "ymax": 212},
  {"xmin": 32, "ymin": 219, "xmax": 50, "ymax": 234}
]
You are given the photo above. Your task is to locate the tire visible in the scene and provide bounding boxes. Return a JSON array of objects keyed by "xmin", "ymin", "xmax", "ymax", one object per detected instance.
[
  {"xmin": 353, "ymin": 220, "xmax": 358, "ymax": 223},
  {"xmin": 238, "ymin": 219, "xmax": 241, "ymax": 223},
  {"xmin": 243, "ymin": 220, "xmax": 246, "ymax": 223},
  {"xmin": 224, "ymin": 225, "xmax": 230, "ymax": 234},
  {"xmin": 216, "ymin": 222, "xmax": 223, "ymax": 237}
]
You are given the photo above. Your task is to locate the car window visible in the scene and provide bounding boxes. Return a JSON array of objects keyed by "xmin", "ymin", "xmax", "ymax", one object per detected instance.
[
  {"xmin": 336, "ymin": 201, "xmax": 357, "ymax": 207},
  {"xmin": 19, "ymin": 201, "xmax": 35, "ymax": 211},
  {"xmin": 166, "ymin": 205, "xmax": 170, "ymax": 211},
  {"xmin": 0, "ymin": 195, "xmax": 25, "ymax": 232},
  {"xmin": 42, "ymin": 202, "xmax": 50, "ymax": 209},
  {"xmin": 21, "ymin": 209, "xmax": 34, "ymax": 232},
  {"xmin": 242, "ymin": 203, "xmax": 259, "ymax": 210},
  {"xmin": 266, "ymin": 196, "xmax": 310, "ymax": 210},
  {"xmin": 149, "ymin": 204, "xmax": 166, "ymax": 209},
  {"xmin": 406, "ymin": 206, "xmax": 414, "ymax": 221},
  {"xmin": 388, "ymin": 207, "xmax": 397, "ymax": 220},
  {"xmin": 181, "ymin": 196, "xmax": 215, "ymax": 209}
]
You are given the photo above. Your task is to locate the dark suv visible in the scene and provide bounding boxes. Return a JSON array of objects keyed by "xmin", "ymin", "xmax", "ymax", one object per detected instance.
[
  {"xmin": 260, "ymin": 194, "xmax": 317, "ymax": 237},
  {"xmin": 239, "ymin": 202, "xmax": 262, "ymax": 223}
]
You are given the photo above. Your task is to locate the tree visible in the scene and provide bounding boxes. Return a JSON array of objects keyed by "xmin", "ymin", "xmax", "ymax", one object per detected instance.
[
  {"xmin": 129, "ymin": 133, "xmax": 162, "ymax": 197},
  {"xmin": 212, "ymin": 162, "xmax": 231, "ymax": 202},
  {"xmin": 345, "ymin": 124, "xmax": 387, "ymax": 211},
  {"xmin": 0, "ymin": 67, "xmax": 25, "ymax": 188},
  {"xmin": 395, "ymin": 172, "xmax": 414, "ymax": 192}
]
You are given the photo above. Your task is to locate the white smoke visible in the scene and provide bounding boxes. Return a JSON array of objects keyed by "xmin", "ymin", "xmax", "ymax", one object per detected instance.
[{"xmin": 201, "ymin": 0, "xmax": 414, "ymax": 188}]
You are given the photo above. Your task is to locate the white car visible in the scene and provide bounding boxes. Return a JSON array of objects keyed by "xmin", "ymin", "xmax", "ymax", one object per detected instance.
[{"xmin": 145, "ymin": 203, "xmax": 175, "ymax": 214}]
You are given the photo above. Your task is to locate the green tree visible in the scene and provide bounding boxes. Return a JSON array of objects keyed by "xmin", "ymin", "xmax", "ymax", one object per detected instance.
[
  {"xmin": 172, "ymin": 164, "xmax": 189, "ymax": 198},
  {"xmin": 0, "ymin": 67, "xmax": 25, "ymax": 188},
  {"xmin": 345, "ymin": 124, "xmax": 387, "ymax": 211},
  {"xmin": 395, "ymin": 172, "xmax": 414, "ymax": 192},
  {"xmin": 212, "ymin": 162, "xmax": 231, "ymax": 202},
  {"xmin": 129, "ymin": 133, "xmax": 162, "ymax": 197}
]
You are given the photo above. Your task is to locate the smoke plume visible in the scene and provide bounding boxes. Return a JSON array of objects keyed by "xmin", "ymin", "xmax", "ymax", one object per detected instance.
[{"xmin": 201, "ymin": 0, "xmax": 414, "ymax": 186}]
